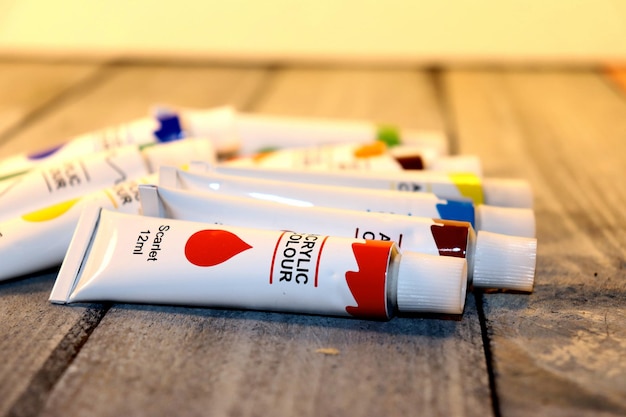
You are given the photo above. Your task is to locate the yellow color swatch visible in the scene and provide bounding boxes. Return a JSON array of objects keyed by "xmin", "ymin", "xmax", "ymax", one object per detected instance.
[
  {"xmin": 21, "ymin": 198, "xmax": 81, "ymax": 222},
  {"xmin": 449, "ymin": 173, "xmax": 484, "ymax": 205}
]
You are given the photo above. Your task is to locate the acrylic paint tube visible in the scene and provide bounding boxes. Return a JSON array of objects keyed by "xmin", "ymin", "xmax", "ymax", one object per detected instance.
[
  {"xmin": 222, "ymin": 141, "xmax": 482, "ymax": 175},
  {"xmin": 0, "ymin": 110, "xmax": 187, "ymax": 181},
  {"xmin": 140, "ymin": 185, "xmax": 537, "ymax": 291},
  {"xmin": 182, "ymin": 106, "xmax": 450, "ymax": 157},
  {"xmin": 159, "ymin": 166, "xmax": 535, "ymax": 238},
  {"xmin": 208, "ymin": 163, "xmax": 532, "ymax": 209},
  {"xmin": 0, "ymin": 138, "xmax": 213, "ymax": 222},
  {"xmin": 0, "ymin": 174, "xmax": 156, "ymax": 282},
  {"xmin": 50, "ymin": 207, "xmax": 468, "ymax": 319},
  {"xmin": 0, "ymin": 106, "xmax": 447, "ymax": 179}
]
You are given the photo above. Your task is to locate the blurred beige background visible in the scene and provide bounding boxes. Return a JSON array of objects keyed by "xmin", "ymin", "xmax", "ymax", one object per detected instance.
[{"xmin": 0, "ymin": 0, "xmax": 625, "ymax": 63}]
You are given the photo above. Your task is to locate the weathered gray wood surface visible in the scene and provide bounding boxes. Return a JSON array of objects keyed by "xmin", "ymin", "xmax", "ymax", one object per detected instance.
[
  {"xmin": 446, "ymin": 70, "xmax": 626, "ymax": 416},
  {"xmin": 1, "ymin": 61, "xmax": 625, "ymax": 417}
]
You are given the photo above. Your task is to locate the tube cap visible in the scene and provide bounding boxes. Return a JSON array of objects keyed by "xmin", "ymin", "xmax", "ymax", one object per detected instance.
[
  {"xmin": 182, "ymin": 106, "xmax": 240, "ymax": 154},
  {"xmin": 482, "ymin": 178, "xmax": 534, "ymax": 208},
  {"xmin": 472, "ymin": 231, "xmax": 537, "ymax": 292},
  {"xmin": 396, "ymin": 252, "xmax": 467, "ymax": 315},
  {"xmin": 142, "ymin": 138, "xmax": 216, "ymax": 172},
  {"xmin": 475, "ymin": 204, "xmax": 536, "ymax": 238}
]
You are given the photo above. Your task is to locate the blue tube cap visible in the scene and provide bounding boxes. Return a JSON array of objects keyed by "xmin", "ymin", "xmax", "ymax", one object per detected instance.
[
  {"xmin": 154, "ymin": 112, "xmax": 184, "ymax": 142},
  {"xmin": 436, "ymin": 199, "xmax": 475, "ymax": 228}
]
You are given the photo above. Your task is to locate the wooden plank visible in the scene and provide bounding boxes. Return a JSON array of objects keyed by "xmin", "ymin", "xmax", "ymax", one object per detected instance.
[
  {"xmin": 255, "ymin": 67, "xmax": 446, "ymax": 131},
  {"xmin": 42, "ymin": 302, "xmax": 489, "ymax": 417},
  {"xmin": 445, "ymin": 69, "xmax": 626, "ymax": 416},
  {"xmin": 0, "ymin": 61, "xmax": 102, "ymax": 158},
  {"xmin": 0, "ymin": 63, "xmax": 269, "ymax": 417},
  {"xmin": 0, "ymin": 273, "xmax": 105, "ymax": 417},
  {"xmin": 0, "ymin": 63, "xmax": 270, "ymax": 158},
  {"xmin": 38, "ymin": 68, "xmax": 493, "ymax": 417}
]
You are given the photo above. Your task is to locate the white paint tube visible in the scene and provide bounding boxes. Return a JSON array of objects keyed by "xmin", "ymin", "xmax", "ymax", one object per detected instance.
[
  {"xmin": 209, "ymin": 163, "xmax": 532, "ymax": 209},
  {"xmin": 50, "ymin": 207, "xmax": 468, "ymax": 319},
  {"xmin": 182, "ymin": 106, "xmax": 449, "ymax": 156},
  {"xmin": 0, "ymin": 110, "xmax": 187, "ymax": 180},
  {"xmin": 139, "ymin": 185, "xmax": 537, "ymax": 291},
  {"xmin": 0, "ymin": 174, "xmax": 156, "ymax": 282},
  {"xmin": 158, "ymin": 166, "xmax": 535, "ymax": 238},
  {"xmin": 0, "ymin": 106, "xmax": 447, "ymax": 179},
  {"xmin": 222, "ymin": 141, "xmax": 482, "ymax": 175},
  {"xmin": 0, "ymin": 138, "xmax": 214, "ymax": 222}
]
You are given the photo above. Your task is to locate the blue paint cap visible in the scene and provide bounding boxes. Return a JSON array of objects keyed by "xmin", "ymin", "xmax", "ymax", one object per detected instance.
[
  {"xmin": 436, "ymin": 199, "xmax": 475, "ymax": 227},
  {"xmin": 154, "ymin": 111, "xmax": 185, "ymax": 142}
]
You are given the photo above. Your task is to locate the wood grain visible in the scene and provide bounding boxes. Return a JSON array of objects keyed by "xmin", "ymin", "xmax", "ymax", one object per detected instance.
[
  {"xmin": 41, "ymin": 300, "xmax": 490, "ymax": 417},
  {"xmin": 0, "ymin": 273, "xmax": 104, "ymax": 417},
  {"xmin": 253, "ymin": 68, "xmax": 446, "ymax": 132},
  {"xmin": 0, "ymin": 61, "xmax": 101, "ymax": 158},
  {"xmin": 445, "ymin": 69, "xmax": 626, "ymax": 416},
  {"xmin": 0, "ymin": 63, "xmax": 270, "ymax": 157}
]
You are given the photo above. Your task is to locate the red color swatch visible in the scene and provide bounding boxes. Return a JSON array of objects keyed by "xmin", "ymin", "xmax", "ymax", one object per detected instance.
[
  {"xmin": 185, "ymin": 229, "xmax": 252, "ymax": 267},
  {"xmin": 345, "ymin": 240, "xmax": 393, "ymax": 319}
]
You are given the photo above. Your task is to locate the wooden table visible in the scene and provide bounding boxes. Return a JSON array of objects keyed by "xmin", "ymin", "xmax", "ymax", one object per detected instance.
[{"xmin": 1, "ymin": 59, "xmax": 625, "ymax": 417}]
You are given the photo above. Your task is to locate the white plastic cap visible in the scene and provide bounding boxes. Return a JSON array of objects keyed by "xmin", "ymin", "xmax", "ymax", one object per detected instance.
[
  {"xmin": 142, "ymin": 138, "xmax": 216, "ymax": 173},
  {"xmin": 181, "ymin": 106, "xmax": 240, "ymax": 154},
  {"xmin": 428, "ymin": 155, "xmax": 483, "ymax": 177},
  {"xmin": 482, "ymin": 178, "xmax": 534, "ymax": 208},
  {"xmin": 475, "ymin": 204, "xmax": 536, "ymax": 238},
  {"xmin": 396, "ymin": 252, "xmax": 467, "ymax": 315},
  {"xmin": 472, "ymin": 231, "xmax": 537, "ymax": 291}
]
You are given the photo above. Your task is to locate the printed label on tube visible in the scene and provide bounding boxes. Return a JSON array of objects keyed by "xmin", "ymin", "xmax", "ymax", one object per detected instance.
[
  {"xmin": 51, "ymin": 208, "xmax": 397, "ymax": 319},
  {"xmin": 158, "ymin": 166, "xmax": 477, "ymax": 227},
  {"xmin": 0, "ymin": 176, "xmax": 152, "ymax": 281}
]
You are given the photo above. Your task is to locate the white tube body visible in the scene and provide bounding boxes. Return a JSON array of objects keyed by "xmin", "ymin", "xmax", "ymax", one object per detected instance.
[
  {"xmin": 212, "ymin": 163, "xmax": 486, "ymax": 205},
  {"xmin": 158, "ymin": 166, "xmax": 478, "ymax": 227},
  {"xmin": 0, "ymin": 118, "xmax": 160, "ymax": 179},
  {"xmin": 0, "ymin": 147, "xmax": 147, "ymax": 222},
  {"xmin": 183, "ymin": 106, "xmax": 449, "ymax": 156},
  {"xmin": 225, "ymin": 142, "xmax": 404, "ymax": 171},
  {"xmin": 140, "ymin": 184, "xmax": 473, "ymax": 272},
  {"xmin": 235, "ymin": 114, "xmax": 381, "ymax": 155},
  {"xmin": 50, "ymin": 208, "xmax": 402, "ymax": 319},
  {"xmin": 0, "ymin": 139, "xmax": 214, "ymax": 222},
  {"xmin": 0, "ymin": 175, "xmax": 154, "ymax": 281},
  {"xmin": 222, "ymin": 142, "xmax": 482, "ymax": 175},
  {"xmin": 140, "ymin": 185, "xmax": 536, "ymax": 292}
]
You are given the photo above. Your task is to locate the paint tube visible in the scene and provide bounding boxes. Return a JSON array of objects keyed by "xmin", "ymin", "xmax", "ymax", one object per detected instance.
[
  {"xmin": 0, "ymin": 138, "xmax": 213, "ymax": 222},
  {"xmin": 182, "ymin": 106, "xmax": 449, "ymax": 157},
  {"xmin": 139, "ymin": 185, "xmax": 537, "ymax": 291},
  {"xmin": 50, "ymin": 207, "xmax": 468, "ymax": 319},
  {"xmin": 208, "ymin": 163, "xmax": 532, "ymax": 208},
  {"xmin": 0, "ymin": 105, "xmax": 447, "ymax": 180},
  {"xmin": 158, "ymin": 166, "xmax": 535, "ymax": 238},
  {"xmin": 0, "ymin": 174, "xmax": 157, "ymax": 282},
  {"xmin": 222, "ymin": 141, "xmax": 482, "ymax": 175},
  {"xmin": 0, "ymin": 110, "xmax": 186, "ymax": 181}
]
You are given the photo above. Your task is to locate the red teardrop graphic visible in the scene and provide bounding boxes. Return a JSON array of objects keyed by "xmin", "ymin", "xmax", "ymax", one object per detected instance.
[{"xmin": 185, "ymin": 229, "xmax": 253, "ymax": 267}]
